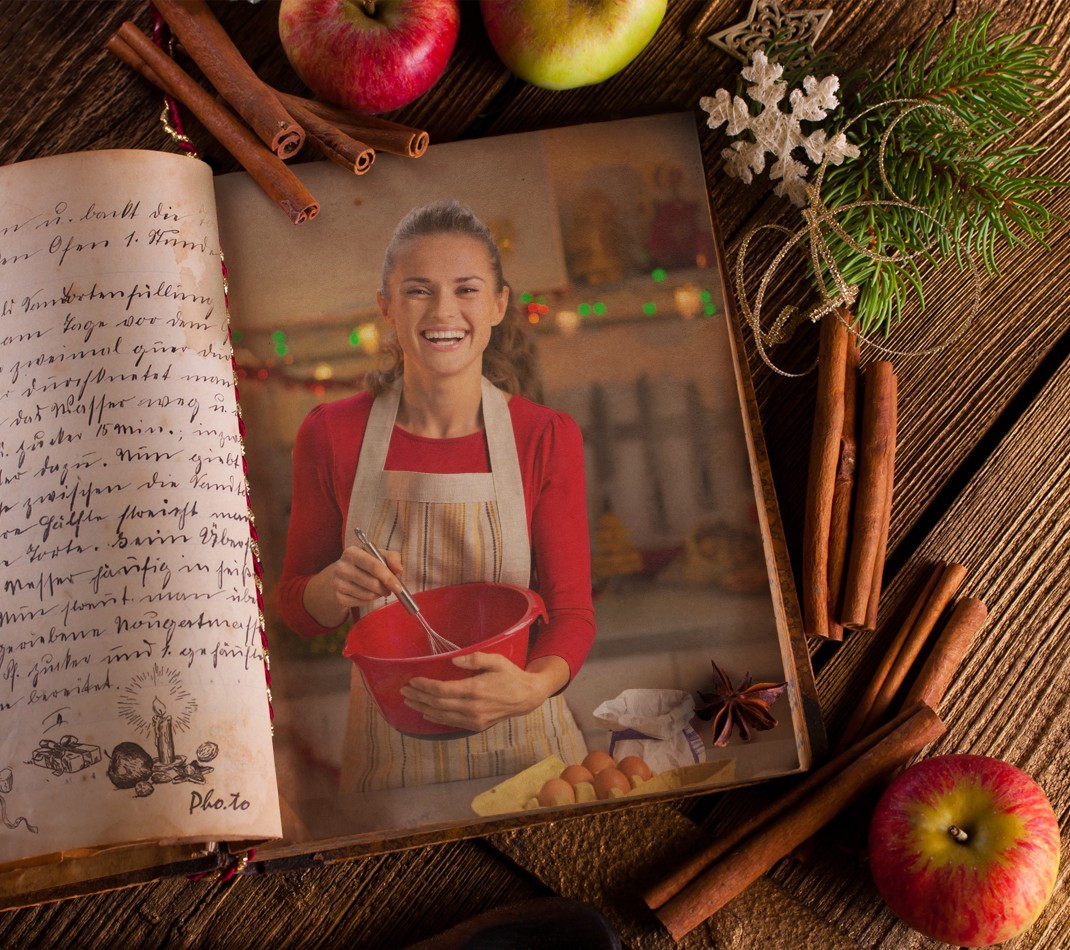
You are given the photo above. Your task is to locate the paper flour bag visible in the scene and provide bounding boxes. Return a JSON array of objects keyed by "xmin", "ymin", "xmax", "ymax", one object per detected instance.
[{"xmin": 593, "ymin": 688, "xmax": 706, "ymax": 772}]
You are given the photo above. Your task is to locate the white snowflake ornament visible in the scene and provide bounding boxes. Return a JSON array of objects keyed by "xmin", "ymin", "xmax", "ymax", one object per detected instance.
[
  {"xmin": 741, "ymin": 51, "xmax": 787, "ymax": 107},
  {"xmin": 700, "ymin": 50, "xmax": 860, "ymax": 206}
]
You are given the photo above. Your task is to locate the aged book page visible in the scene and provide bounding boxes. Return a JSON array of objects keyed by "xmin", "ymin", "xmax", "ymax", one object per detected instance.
[{"xmin": 0, "ymin": 150, "xmax": 280, "ymax": 871}]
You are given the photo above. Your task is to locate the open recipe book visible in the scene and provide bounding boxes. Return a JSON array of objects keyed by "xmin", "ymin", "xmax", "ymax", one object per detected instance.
[{"xmin": 0, "ymin": 113, "xmax": 821, "ymax": 908}]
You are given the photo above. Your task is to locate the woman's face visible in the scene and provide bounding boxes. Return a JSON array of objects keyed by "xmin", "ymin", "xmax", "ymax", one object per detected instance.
[{"xmin": 378, "ymin": 233, "xmax": 508, "ymax": 386}]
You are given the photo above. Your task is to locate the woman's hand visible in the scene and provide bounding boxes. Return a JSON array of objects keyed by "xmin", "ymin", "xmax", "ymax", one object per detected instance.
[
  {"xmin": 301, "ymin": 545, "xmax": 404, "ymax": 629},
  {"xmin": 400, "ymin": 654, "xmax": 570, "ymax": 733}
]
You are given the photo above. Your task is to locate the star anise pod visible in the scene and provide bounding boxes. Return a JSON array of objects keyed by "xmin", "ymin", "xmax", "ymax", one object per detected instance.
[{"xmin": 695, "ymin": 660, "xmax": 787, "ymax": 747}]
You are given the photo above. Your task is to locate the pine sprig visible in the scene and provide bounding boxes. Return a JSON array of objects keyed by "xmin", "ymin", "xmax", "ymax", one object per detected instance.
[
  {"xmin": 859, "ymin": 15, "xmax": 1053, "ymax": 136},
  {"xmin": 818, "ymin": 13, "xmax": 1064, "ymax": 334}
]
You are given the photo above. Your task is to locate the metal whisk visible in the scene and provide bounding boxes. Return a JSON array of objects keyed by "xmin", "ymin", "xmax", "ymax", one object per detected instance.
[{"xmin": 355, "ymin": 528, "xmax": 461, "ymax": 655}]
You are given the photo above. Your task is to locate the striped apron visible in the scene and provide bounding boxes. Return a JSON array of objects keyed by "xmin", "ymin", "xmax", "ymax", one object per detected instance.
[{"xmin": 339, "ymin": 377, "xmax": 587, "ymax": 792}]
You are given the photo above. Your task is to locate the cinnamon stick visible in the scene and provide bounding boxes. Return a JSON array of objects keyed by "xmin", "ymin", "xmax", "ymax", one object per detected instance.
[
  {"xmin": 112, "ymin": 31, "xmax": 371, "ymax": 177},
  {"xmin": 864, "ymin": 372, "xmax": 897, "ymax": 630},
  {"xmin": 110, "ymin": 24, "xmax": 319, "ymax": 225},
  {"xmin": 152, "ymin": 0, "xmax": 304, "ymax": 158},
  {"xmin": 654, "ymin": 704, "xmax": 945, "ymax": 941},
  {"xmin": 801, "ymin": 312, "xmax": 849, "ymax": 639},
  {"xmin": 841, "ymin": 361, "xmax": 897, "ymax": 629},
  {"xmin": 864, "ymin": 560, "xmax": 966, "ymax": 727},
  {"xmin": 643, "ymin": 703, "xmax": 930, "ymax": 911},
  {"xmin": 834, "ymin": 562, "xmax": 945, "ymax": 753},
  {"xmin": 274, "ymin": 89, "xmax": 429, "ymax": 158},
  {"xmin": 108, "ymin": 32, "xmax": 173, "ymax": 95},
  {"xmin": 280, "ymin": 95, "xmax": 375, "ymax": 175},
  {"xmin": 840, "ymin": 560, "xmax": 967, "ymax": 750},
  {"xmin": 826, "ymin": 330, "xmax": 860, "ymax": 641},
  {"xmin": 903, "ymin": 597, "xmax": 987, "ymax": 709}
]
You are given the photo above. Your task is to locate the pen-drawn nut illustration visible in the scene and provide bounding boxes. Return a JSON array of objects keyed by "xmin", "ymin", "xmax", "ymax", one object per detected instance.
[
  {"xmin": 195, "ymin": 741, "xmax": 219, "ymax": 762},
  {"xmin": 107, "ymin": 742, "xmax": 155, "ymax": 790},
  {"xmin": 134, "ymin": 781, "xmax": 155, "ymax": 798}
]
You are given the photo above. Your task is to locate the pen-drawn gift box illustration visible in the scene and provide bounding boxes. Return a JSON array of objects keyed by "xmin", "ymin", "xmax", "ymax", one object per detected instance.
[{"xmin": 29, "ymin": 736, "xmax": 102, "ymax": 776}]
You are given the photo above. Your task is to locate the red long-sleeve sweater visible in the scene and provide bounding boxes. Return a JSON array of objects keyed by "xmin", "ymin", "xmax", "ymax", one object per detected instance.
[{"xmin": 277, "ymin": 391, "xmax": 596, "ymax": 680}]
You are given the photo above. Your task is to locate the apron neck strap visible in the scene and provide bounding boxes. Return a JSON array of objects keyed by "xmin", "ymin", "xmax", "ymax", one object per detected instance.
[{"xmin": 346, "ymin": 377, "xmax": 531, "ymax": 585}]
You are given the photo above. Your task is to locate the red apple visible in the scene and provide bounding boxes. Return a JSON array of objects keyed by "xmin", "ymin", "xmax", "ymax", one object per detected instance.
[
  {"xmin": 278, "ymin": 0, "xmax": 460, "ymax": 115},
  {"xmin": 480, "ymin": 0, "xmax": 666, "ymax": 91},
  {"xmin": 868, "ymin": 754, "xmax": 1060, "ymax": 947}
]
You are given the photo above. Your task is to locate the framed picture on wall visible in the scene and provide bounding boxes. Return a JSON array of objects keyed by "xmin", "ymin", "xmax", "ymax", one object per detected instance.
[{"xmin": 0, "ymin": 113, "xmax": 822, "ymax": 905}]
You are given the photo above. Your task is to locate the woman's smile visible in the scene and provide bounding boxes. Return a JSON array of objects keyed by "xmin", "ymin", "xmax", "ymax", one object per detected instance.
[{"xmin": 421, "ymin": 325, "xmax": 470, "ymax": 348}]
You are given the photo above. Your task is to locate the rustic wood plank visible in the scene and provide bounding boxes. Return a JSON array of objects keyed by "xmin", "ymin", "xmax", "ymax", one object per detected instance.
[
  {"xmin": 0, "ymin": 840, "xmax": 545, "ymax": 949},
  {"xmin": 0, "ymin": 874, "xmax": 203, "ymax": 947},
  {"xmin": 181, "ymin": 843, "xmax": 547, "ymax": 949},
  {"xmin": 486, "ymin": 804, "xmax": 858, "ymax": 949}
]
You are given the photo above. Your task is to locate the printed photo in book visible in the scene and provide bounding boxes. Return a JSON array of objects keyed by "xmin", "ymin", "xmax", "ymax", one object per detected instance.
[
  {"xmin": 0, "ymin": 112, "xmax": 818, "ymax": 896},
  {"xmin": 213, "ymin": 112, "xmax": 818, "ymax": 851}
]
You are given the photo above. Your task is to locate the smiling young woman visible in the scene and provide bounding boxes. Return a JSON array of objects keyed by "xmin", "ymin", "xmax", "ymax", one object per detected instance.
[
  {"xmin": 278, "ymin": 199, "xmax": 596, "ymax": 793},
  {"xmin": 375, "ymin": 229, "xmax": 509, "ymax": 437}
]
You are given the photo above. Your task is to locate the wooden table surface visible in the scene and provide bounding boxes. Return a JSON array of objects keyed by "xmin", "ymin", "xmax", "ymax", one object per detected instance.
[{"xmin": 3, "ymin": 1, "xmax": 1070, "ymax": 947}]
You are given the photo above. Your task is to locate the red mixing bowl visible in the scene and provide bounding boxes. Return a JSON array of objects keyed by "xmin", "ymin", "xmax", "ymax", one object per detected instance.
[{"xmin": 342, "ymin": 582, "xmax": 547, "ymax": 737}]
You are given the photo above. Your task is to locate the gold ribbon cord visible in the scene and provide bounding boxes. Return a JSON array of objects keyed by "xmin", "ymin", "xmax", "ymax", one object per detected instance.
[
  {"xmin": 735, "ymin": 99, "xmax": 984, "ymax": 377},
  {"xmin": 158, "ymin": 100, "xmax": 201, "ymax": 158}
]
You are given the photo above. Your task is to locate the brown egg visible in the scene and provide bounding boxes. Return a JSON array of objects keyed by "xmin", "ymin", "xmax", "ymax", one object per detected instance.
[
  {"xmin": 581, "ymin": 750, "xmax": 617, "ymax": 775},
  {"xmin": 617, "ymin": 755, "xmax": 653, "ymax": 786},
  {"xmin": 560, "ymin": 764, "xmax": 595, "ymax": 787},
  {"xmin": 592, "ymin": 767, "xmax": 631, "ymax": 800},
  {"xmin": 537, "ymin": 777, "xmax": 576, "ymax": 808}
]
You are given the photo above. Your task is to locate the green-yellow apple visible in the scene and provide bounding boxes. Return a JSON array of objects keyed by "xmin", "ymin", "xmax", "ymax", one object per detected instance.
[
  {"xmin": 479, "ymin": 0, "xmax": 667, "ymax": 90},
  {"xmin": 868, "ymin": 754, "xmax": 1060, "ymax": 947},
  {"xmin": 278, "ymin": 0, "xmax": 460, "ymax": 115}
]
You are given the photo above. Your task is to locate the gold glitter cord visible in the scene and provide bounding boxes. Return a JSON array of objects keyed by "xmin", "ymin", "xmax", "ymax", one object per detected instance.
[
  {"xmin": 735, "ymin": 99, "xmax": 983, "ymax": 377},
  {"xmin": 158, "ymin": 100, "xmax": 200, "ymax": 158}
]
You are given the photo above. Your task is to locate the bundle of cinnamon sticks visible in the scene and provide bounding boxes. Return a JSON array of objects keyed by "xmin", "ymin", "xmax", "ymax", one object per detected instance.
[
  {"xmin": 106, "ymin": 0, "xmax": 429, "ymax": 224},
  {"xmin": 803, "ymin": 311, "xmax": 898, "ymax": 640},
  {"xmin": 836, "ymin": 560, "xmax": 988, "ymax": 751},
  {"xmin": 643, "ymin": 562, "xmax": 987, "ymax": 939}
]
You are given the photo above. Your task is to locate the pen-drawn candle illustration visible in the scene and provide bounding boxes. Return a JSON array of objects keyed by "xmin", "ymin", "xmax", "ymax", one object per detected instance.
[
  {"xmin": 152, "ymin": 696, "xmax": 176, "ymax": 766},
  {"xmin": 109, "ymin": 665, "xmax": 216, "ymax": 796}
]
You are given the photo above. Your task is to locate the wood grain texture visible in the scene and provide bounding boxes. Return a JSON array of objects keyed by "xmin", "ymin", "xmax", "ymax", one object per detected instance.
[
  {"xmin": 4, "ymin": 0, "xmax": 1070, "ymax": 946},
  {"xmin": 486, "ymin": 805, "xmax": 858, "ymax": 949},
  {"xmin": 767, "ymin": 351, "xmax": 1070, "ymax": 949}
]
